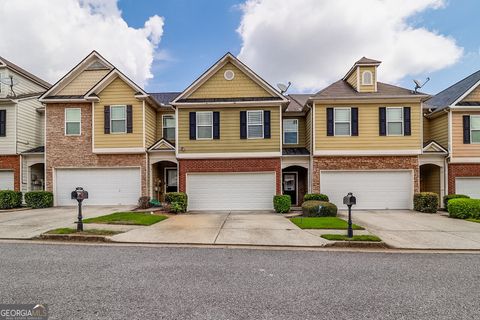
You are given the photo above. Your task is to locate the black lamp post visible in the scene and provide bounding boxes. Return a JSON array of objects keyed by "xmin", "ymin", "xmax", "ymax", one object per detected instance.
[
  {"xmin": 343, "ymin": 192, "xmax": 356, "ymax": 238},
  {"xmin": 71, "ymin": 187, "xmax": 89, "ymax": 232}
]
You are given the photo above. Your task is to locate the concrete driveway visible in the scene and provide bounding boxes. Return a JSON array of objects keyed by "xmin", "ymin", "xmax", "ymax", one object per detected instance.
[
  {"xmin": 0, "ymin": 205, "xmax": 133, "ymax": 239},
  {"xmin": 340, "ymin": 210, "xmax": 480, "ymax": 250},
  {"xmin": 111, "ymin": 211, "xmax": 329, "ymax": 247}
]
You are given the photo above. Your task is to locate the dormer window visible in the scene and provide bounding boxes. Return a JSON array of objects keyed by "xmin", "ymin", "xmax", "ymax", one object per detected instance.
[{"xmin": 362, "ymin": 71, "xmax": 373, "ymax": 85}]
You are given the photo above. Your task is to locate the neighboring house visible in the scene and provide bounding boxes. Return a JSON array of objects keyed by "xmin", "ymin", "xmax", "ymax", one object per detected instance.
[
  {"xmin": 0, "ymin": 56, "xmax": 50, "ymax": 193},
  {"xmin": 424, "ymin": 69, "xmax": 480, "ymax": 199}
]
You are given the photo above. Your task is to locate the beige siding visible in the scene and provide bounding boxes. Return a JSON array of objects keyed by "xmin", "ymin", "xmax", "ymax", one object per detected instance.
[
  {"xmin": 0, "ymin": 68, "xmax": 46, "ymax": 98},
  {"xmin": 188, "ymin": 62, "xmax": 273, "ymax": 99},
  {"xmin": 420, "ymin": 164, "xmax": 440, "ymax": 197},
  {"xmin": 305, "ymin": 110, "xmax": 312, "ymax": 151},
  {"xmin": 16, "ymin": 98, "xmax": 44, "ymax": 153},
  {"xmin": 178, "ymin": 106, "xmax": 281, "ymax": 153},
  {"xmin": 452, "ymin": 111, "xmax": 480, "ymax": 157},
  {"xmin": 0, "ymin": 104, "xmax": 16, "ymax": 154},
  {"xmin": 315, "ymin": 102, "xmax": 422, "ymax": 151},
  {"xmin": 423, "ymin": 116, "xmax": 430, "ymax": 143},
  {"xmin": 358, "ymin": 66, "xmax": 376, "ymax": 93},
  {"xmin": 155, "ymin": 109, "xmax": 175, "ymax": 140},
  {"xmin": 283, "ymin": 116, "xmax": 306, "ymax": 148},
  {"xmin": 462, "ymin": 85, "xmax": 480, "ymax": 102},
  {"xmin": 58, "ymin": 69, "xmax": 110, "ymax": 95},
  {"xmin": 428, "ymin": 113, "xmax": 448, "ymax": 148},
  {"xmin": 94, "ymin": 77, "xmax": 143, "ymax": 148},
  {"xmin": 346, "ymin": 68, "xmax": 358, "ymax": 91},
  {"xmin": 145, "ymin": 104, "xmax": 157, "ymax": 148}
]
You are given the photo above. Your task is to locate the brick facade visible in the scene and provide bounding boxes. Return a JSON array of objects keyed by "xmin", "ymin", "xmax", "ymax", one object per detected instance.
[
  {"xmin": 0, "ymin": 155, "xmax": 20, "ymax": 191},
  {"xmin": 45, "ymin": 103, "xmax": 147, "ymax": 196},
  {"xmin": 313, "ymin": 156, "xmax": 419, "ymax": 193},
  {"xmin": 447, "ymin": 163, "xmax": 480, "ymax": 194},
  {"xmin": 178, "ymin": 158, "xmax": 282, "ymax": 194}
]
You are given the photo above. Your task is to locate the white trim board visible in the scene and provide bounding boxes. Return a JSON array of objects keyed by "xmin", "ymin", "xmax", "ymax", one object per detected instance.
[
  {"xmin": 177, "ymin": 152, "xmax": 282, "ymax": 159},
  {"xmin": 313, "ymin": 149, "xmax": 422, "ymax": 156}
]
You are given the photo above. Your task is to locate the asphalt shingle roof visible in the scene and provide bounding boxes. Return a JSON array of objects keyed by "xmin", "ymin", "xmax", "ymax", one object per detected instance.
[
  {"xmin": 0, "ymin": 56, "xmax": 51, "ymax": 89},
  {"xmin": 285, "ymin": 94, "xmax": 310, "ymax": 112},
  {"xmin": 149, "ymin": 92, "xmax": 181, "ymax": 105}
]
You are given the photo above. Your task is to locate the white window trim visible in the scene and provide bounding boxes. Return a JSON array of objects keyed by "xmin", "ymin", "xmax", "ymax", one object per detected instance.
[
  {"xmin": 470, "ymin": 115, "xmax": 480, "ymax": 144},
  {"xmin": 333, "ymin": 107, "xmax": 351, "ymax": 136},
  {"xmin": 64, "ymin": 108, "xmax": 81, "ymax": 136},
  {"xmin": 386, "ymin": 107, "xmax": 404, "ymax": 136},
  {"xmin": 196, "ymin": 111, "xmax": 213, "ymax": 140},
  {"xmin": 362, "ymin": 70, "xmax": 373, "ymax": 85},
  {"xmin": 283, "ymin": 118, "xmax": 298, "ymax": 144},
  {"xmin": 247, "ymin": 110, "xmax": 264, "ymax": 139},
  {"xmin": 162, "ymin": 114, "xmax": 176, "ymax": 140},
  {"xmin": 110, "ymin": 105, "xmax": 127, "ymax": 134}
]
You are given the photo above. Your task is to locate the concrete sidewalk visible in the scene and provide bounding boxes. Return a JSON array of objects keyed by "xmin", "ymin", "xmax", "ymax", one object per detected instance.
[
  {"xmin": 110, "ymin": 211, "xmax": 329, "ymax": 247},
  {"xmin": 340, "ymin": 210, "xmax": 480, "ymax": 250}
]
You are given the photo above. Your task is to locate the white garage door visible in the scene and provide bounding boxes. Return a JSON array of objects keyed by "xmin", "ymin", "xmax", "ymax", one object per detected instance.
[
  {"xmin": 0, "ymin": 171, "xmax": 14, "ymax": 190},
  {"xmin": 455, "ymin": 178, "xmax": 480, "ymax": 199},
  {"xmin": 320, "ymin": 170, "xmax": 413, "ymax": 210},
  {"xmin": 186, "ymin": 172, "xmax": 276, "ymax": 211},
  {"xmin": 55, "ymin": 168, "xmax": 141, "ymax": 206}
]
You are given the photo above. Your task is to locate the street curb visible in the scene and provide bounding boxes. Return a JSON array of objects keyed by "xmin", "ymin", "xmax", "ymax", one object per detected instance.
[
  {"xmin": 324, "ymin": 241, "xmax": 389, "ymax": 249},
  {"xmin": 39, "ymin": 234, "xmax": 112, "ymax": 242}
]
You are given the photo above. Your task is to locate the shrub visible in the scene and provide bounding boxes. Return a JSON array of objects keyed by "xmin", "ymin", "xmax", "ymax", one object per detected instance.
[
  {"xmin": 301, "ymin": 200, "xmax": 337, "ymax": 217},
  {"xmin": 448, "ymin": 198, "xmax": 480, "ymax": 219},
  {"xmin": 303, "ymin": 193, "xmax": 329, "ymax": 202},
  {"xmin": 165, "ymin": 192, "xmax": 188, "ymax": 213},
  {"xmin": 24, "ymin": 191, "xmax": 53, "ymax": 209},
  {"xmin": 138, "ymin": 196, "xmax": 152, "ymax": 209},
  {"xmin": 413, "ymin": 192, "xmax": 438, "ymax": 213},
  {"xmin": 273, "ymin": 195, "xmax": 291, "ymax": 213},
  {"xmin": 443, "ymin": 194, "xmax": 469, "ymax": 208},
  {"xmin": 0, "ymin": 190, "xmax": 22, "ymax": 209}
]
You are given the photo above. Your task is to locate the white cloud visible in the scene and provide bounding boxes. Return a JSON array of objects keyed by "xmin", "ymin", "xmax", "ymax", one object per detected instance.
[
  {"xmin": 237, "ymin": 0, "xmax": 463, "ymax": 92},
  {"xmin": 0, "ymin": 0, "xmax": 164, "ymax": 87}
]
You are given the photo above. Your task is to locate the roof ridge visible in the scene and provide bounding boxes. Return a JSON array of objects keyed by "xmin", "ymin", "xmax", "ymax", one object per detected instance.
[{"xmin": 0, "ymin": 55, "xmax": 51, "ymax": 89}]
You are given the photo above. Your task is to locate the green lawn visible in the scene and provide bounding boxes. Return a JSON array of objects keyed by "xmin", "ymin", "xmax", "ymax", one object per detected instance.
[
  {"xmin": 83, "ymin": 212, "xmax": 168, "ymax": 226},
  {"xmin": 321, "ymin": 234, "xmax": 382, "ymax": 242},
  {"xmin": 290, "ymin": 217, "xmax": 364, "ymax": 230},
  {"xmin": 46, "ymin": 228, "xmax": 121, "ymax": 236},
  {"xmin": 466, "ymin": 218, "xmax": 480, "ymax": 224}
]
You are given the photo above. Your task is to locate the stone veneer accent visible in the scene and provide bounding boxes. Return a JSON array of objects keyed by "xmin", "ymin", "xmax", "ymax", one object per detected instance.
[
  {"xmin": 448, "ymin": 163, "xmax": 480, "ymax": 194},
  {"xmin": 0, "ymin": 155, "xmax": 20, "ymax": 191}
]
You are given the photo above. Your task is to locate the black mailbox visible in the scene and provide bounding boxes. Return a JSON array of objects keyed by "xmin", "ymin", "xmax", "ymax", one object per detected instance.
[
  {"xmin": 343, "ymin": 192, "xmax": 356, "ymax": 206},
  {"xmin": 71, "ymin": 187, "xmax": 89, "ymax": 201}
]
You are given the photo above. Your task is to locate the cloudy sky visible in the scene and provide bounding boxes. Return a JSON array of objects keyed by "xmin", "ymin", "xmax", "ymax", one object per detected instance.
[{"xmin": 0, "ymin": 0, "xmax": 478, "ymax": 94}]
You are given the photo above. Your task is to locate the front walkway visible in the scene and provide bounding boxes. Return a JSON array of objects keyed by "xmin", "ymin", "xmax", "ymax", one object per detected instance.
[
  {"xmin": 339, "ymin": 210, "xmax": 480, "ymax": 250},
  {"xmin": 110, "ymin": 211, "xmax": 329, "ymax": 247}
]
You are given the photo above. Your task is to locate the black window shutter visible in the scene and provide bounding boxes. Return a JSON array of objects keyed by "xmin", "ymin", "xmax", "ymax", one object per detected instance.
[
  {"xmin": 379, "ymin": 107, "xmax": 386, "ymax": 136},
  {"xmin": 189, "ymin": 112, "xmax": 196, "ymax": 140},
  {"xmin": 126, "ymin": 105, "xmax": 133, "ymax": 133},
  {"xmin": 0, "ymin": 110, "xmax": 6, "ymax": 137},
  {"xmin": 213, "ymin": 111, "xmax": 220, "ymax": 139},
  {"xmin": 264, "ymin": 110, "xmax": 271, "ymax": 139},
  {"xmin": 240, "ymin": 111, "xmax": 247, "ymax": 139},
  {"xmin": 104, "ymin": 106, "xmax": 110, "ymax": 134},
  {"xmin": 327, "ymin": 108, "xmax": 334, "ymax": 136},
  {"xmin": 404, "ymin": 107, "xmax": 411, "ymax": 136},
  {"xmin": 351, "ymin": 108, "xmax": 358, "ymax": 136},
  {"xmin": 463, "ymin": 115, "xmax": 471, "ymax": 144}
]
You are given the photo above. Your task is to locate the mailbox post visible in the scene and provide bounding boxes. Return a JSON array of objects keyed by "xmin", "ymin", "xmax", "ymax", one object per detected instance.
[
  {"xmin": 343, "ymin": 192, "xmax": 356, "ymax": 238},
  {"xmin": 71, "ymin": 187, "xmax": 89, "ymax": 232}
]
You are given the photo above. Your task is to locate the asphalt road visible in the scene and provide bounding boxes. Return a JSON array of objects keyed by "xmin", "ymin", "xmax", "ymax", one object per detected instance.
[{"xmin": 0, "ymin": 243, "xmax": 479, "ymax": 320}]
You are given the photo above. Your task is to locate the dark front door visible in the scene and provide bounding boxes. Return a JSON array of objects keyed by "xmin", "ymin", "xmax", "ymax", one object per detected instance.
[
  {"xmin": 165, "ymin": 168, "xmax": 178, "ymax": 193},
  {"xmin": 283, "ymin": 172, "xmax": 297, "ymax": 205}
]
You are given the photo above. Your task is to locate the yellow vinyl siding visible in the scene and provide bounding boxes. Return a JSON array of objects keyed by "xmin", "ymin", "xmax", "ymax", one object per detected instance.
[
  {"xmin": 94, "ymin": 77, "xmax": 143, "ymax": 148},
  {"xmin": 423, "ymin": 116, "xmax": 430, "ymax": 143},
  {"xmin": 315, "ymin": 102, "xmax": 422, "ymax": 150},
  {"xmin": 178, "ymin": 106, "xmax": 280, "ymax": 153},
  {"xmin": 358, "ymin": 66, "xmax": 376, "ymax": 93},
  {"xmin": 420, "ymin": 165, "xmax": 441, "ymax": 197},
  {"xmin": 283, "ymin": 116, "xmax": 306, "ymax": 148},
  {"xmin": 188, "ymin": 62, "xmax": 273, "ymax": 99},
  {"xmin": 156, "ymin": 109, "xmax": 175, "ymax": 140},
  {"xmin": 305, "ymin": 110, "xmax": 312, "ymax": 151},
  {"xmin": 452, "ymin": 111, "xmax": 480, "ymax": 157},
  {"xmin": 462, "ymin": 85, "xmax": 480, "ymax": 102},
  {"xmin": 346, "ymin": 68, "xmax": 358, "ymax": 91},
  {"xmin": 428, "ymin": 113, "xmax": 448, "ymax": 148},
  {"xmin": 58, "ymin": 69, "xmax": 110, "ymax": 95},
  {"xmin": 145, "ymin": 104, "xmax": 157, "ymax": 148}
]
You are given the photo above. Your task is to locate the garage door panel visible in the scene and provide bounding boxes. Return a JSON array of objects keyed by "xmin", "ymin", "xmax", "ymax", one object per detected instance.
[
  {"xmin": 187, "ymin": 172, "xmax": 275, "ymax": 211},
  {"xmin": 455, "ymin": 178, "xmax": 480, "ymax": 199},
  {"xmin": 320, "ymin": 171, "xmax": 412, "ymax": 210},
  {"xmin": 55, "ymin": 168, "xmax": 141, "ymax": 206},
  {"xmin": 0, "ymin": 171, "xmax": 14, "ymax": 190}
]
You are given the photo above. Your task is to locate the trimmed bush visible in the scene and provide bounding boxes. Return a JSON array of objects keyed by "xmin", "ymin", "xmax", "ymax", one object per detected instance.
[
  {"xmin": 0, "ymin": 190, "xmax": 22, "ymax": 209},
  {"xmin": 301, "ymin": 200, "xmax": 337, "ymax": 217},
  {"xmin": 273, "ymin": 195, "xmax": 291, "ymax": 213},
  {"xmin": 24, "ymin": 191, "xmax": 53, "ymax": 209},
  {"xmin": 443, "ymin": 194, "xmax": 469, "ymax": 208},
  {"xmin": 413, "ymin": 192, "xmax": 438, "ymax": 213},
  {"xmin": 448, "ymin": 198, "xmax": 480, "ymax": 219},
  {"xmin": 165, "ymin": 192, "xmax": 188, "ymax": 213},
  {"xmin": 138, "ymin": 196, "xmax": 152, "ymax": 209},
  {"xmin": 303, "ymin": 193, "xmax": 329, "ymax": 202}
]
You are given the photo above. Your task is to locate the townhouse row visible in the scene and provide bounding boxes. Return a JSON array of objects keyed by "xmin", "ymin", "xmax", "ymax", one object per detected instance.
[{"xmin": 1, "ymin": 51, "xmax": 480, "ymax": 210}]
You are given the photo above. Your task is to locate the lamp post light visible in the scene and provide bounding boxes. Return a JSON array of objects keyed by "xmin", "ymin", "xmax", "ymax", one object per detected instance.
[
  {"xmin": 71, "ymin": 187, "xmax": 89, "ymax": 232},
  {"xmin": 343, "ymin": 192, "xmax": 356, "ymax": 238}
]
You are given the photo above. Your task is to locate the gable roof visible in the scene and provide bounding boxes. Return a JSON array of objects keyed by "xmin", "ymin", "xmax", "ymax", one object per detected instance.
[
  {"xmin": 286, "ymin": 94, "xmax": 310, "ymax": 112},
  {"xmin": 343, "ymin": 57, "xmax": 382, "ymax": 81},
  {"xmin": 423, "ymin": 140, "xmax": 448, "ymax": 154},
  {"xmin": 425, "ymin": 69, "xmax": 480, "ymax": 111},
  {"xmin": 148, "ymin": 138, "xmax": 175, "ymax": 151},
  {"xmin": 355, "ymin": 57, "xmax": 382, "ymax": 65},
  {"xmin": 0, "ymin": 56, "xmax": 51, "ymax": 89},
  {"xmin": 172, "ymin": 52, "xmax": 288, "ymax": 104},
  {"xmin": 84, "ymin": 68, "xmax": 147, "ymax": 98}
]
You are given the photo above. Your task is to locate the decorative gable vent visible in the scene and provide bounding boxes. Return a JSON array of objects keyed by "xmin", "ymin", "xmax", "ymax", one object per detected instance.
[{"xmin": 86, "ymin": 60, "xmax": 111, "ymax": 71}]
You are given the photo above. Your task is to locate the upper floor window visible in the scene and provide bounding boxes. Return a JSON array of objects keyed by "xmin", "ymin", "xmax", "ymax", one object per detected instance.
[
  {"xmin": 362, "ymin": 71, "xmax": 373, "ymax": 85},
  {"xmin": 65, "ymin": 108, "xmax": 81, "ymax": 135},
  {"xmin": 110, "ymin": 105, "xmax": 126, "ymax": 134},
  {"xmin": 386, "ymin": 107, "xmax": 403, "ymax": 136},
  {"xmin": 163, "ymin": 115, "xmax": 175, "ymax": 141},
  {"xmin": 247, "ymin": 110, "xmax": 263, "ymax": 139},
  {"xmin": 334, "ymin": 108, "xmax": 351, "ymax": 136},
  {"xmin": 196, "ymin": 111, "xmax": 213, "ymax": 139},
  {"xmin": 470, "ymin": 115, "xmax": 480, "ymax": 143},
  {"xmin": 0, "ymin": 109, "xmax": 6, "ymax": 137},
  {"xmin": 283, "ymin": 119, "xmax": 298, "ymax": 144}
]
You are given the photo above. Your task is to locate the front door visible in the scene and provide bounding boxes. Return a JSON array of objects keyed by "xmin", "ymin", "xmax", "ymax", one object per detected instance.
[
  {"xmin": 165, "ymin": 168, "xmax": 178, "ymax": 193},
  {"xmin": 282, "ymin": 172, "xmax": 297, "ymax": 205}
]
